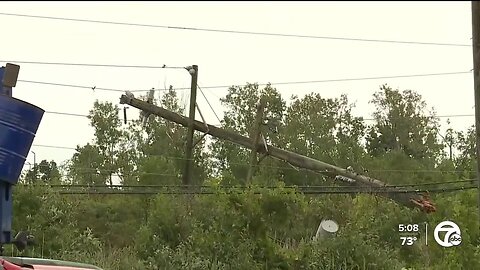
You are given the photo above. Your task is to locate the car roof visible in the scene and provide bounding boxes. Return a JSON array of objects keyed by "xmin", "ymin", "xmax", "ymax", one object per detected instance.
[
  {"xmin": 24, "ymin": 266, "xmax": 96, "ymax": 270},
  {"xmin": 1, "ymin": 257, "xmax": 102, "ymax": 270}
]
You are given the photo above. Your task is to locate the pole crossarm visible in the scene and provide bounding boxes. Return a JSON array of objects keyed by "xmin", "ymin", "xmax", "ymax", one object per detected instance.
[{"xmin": 184, "ymin": 65, "xmax": 198, "ymax": 186}]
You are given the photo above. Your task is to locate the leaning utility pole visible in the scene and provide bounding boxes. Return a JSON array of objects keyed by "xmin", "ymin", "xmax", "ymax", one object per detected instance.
[
  {"xmin": 472, "ymin": 1, "xmax": 480, "ymax": 224},
  {"xmin": 119, "ymin": 94, "xmax": 436, "ymax": 213},
  {"xmin": 184, "ymin": 65, "xmax": 198, "ymax": 186}
]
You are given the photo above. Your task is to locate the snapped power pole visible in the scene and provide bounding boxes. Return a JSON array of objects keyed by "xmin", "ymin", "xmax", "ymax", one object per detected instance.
[
  {"xmin": 119, "ymin": 94, "xmax": 436, "ymax": 213},
  {"xmin": 246, "ymin": 98, "xmax": 266, "ymax": 185},
  {"xmin": 184, "ymin": 65, "xmax": 198, "ymax": 186},
  {"xmin": 472, "ymin": 1, "xmax": 480, "ymax": 224}
]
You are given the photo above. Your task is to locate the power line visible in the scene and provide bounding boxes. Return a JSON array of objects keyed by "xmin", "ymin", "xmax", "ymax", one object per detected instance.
[
  {"xmin": 45, "ymin": 111, "xmax": 88, "ymax": 118},
  {"xmin": 202, "ymin": 85, "xmax": 223, "ymax": 100},
  {"xmin": 386, "ymin": 179, "xmax": 476, "ymax": 188},
  {"xmin": 25, "ymin": 168, "xmax": 179, "ymax": 178},
  {"xmin": 63, "ymin": 166, "xmax": 480, "ymax": 177},
  {"xmin": 0, "ymin": 60, "xmax": 185, "ymax": 69},
  {"xmin": 362, "ymin": 114, "xmax": 475, "ymax": 121},
  {"xmin": 43, "ymin": 110, "xmax": 134, "ymax": 121},
  {"xmin": 32, "ymin": 144, "xmax": 77, "ymax": 150},
  {"xmin": 23, "ymin": 148, "xmax": 480, "ymax": 175},
  {"xmin": 39, "ymin": 110, "xmax": 473, "ymax": 137},
  {"xmin": 17, "ymin": 71, "xmax": 472, "ymax": 95},
  {"xmin": 17, "ymin": 79, "xmax": 151, "ymax": 93},
  {"xmin": 49, "ymin": 186, "xmax": 476, "ymax": 193},
  {"xmin": 0, "ymin": 12, "xmax": 471, "ymax": 47},
  {"xmin": 52, "ymin": 185, "xmax": 478, "ymax": 195},
  {"xmin": 21, "ymin": 72, "xmax": 474, "ymax": 127},
  {"xmin": 47, "ymin": 184, "xmax": 361, "ymax": 188},
  {"xmin": 250, "ymin": 71, "xmax": 473, "ymax": 87},
  {"xmin": 198, "ymin": 84, "xmax": 222, "ymax": 123},
  {"xmin": 41, "ymin": 179, "xmax": 478, "ymax": 189},
  {"xmin": 41, "ymin": 110, "xmax": 224, "ymax": 127},
  {"xmin": 41, "ymin": 109, "xmax": 476, "ymax": 121}
]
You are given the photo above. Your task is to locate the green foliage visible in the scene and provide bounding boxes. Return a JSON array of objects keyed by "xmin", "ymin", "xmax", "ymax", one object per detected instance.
[
  {"xmin": 68, "ymin": 144, "xmax": 105, "ymax": 185},
  {"xmin": 24, "ymin": 160, "xmax": 61, "ymax": 184},
  {"xmin": 454, "ymin": 126, "xmax": 476, "ymax": 179},
  {"xmin": 9, "ymin": 83, "xmax": 480, "ymax": 269},
  {"xmin": 282, "ymin": 93, "xmax": 366, "ymax": 185},
  {"xmin": 366, "ymin": 85, "xmax": 442, "ymax": 163}
]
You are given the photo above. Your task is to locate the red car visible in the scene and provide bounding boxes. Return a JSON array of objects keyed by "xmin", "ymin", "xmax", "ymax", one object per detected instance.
[{"xmin": 0, "ymin": 257, "xmax": 102, "ymax": 270}]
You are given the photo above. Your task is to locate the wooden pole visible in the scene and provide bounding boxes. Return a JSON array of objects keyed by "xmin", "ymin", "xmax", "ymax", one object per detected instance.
[
  {"xmin": 120, "ymin": 94, "xmax": 430, "ymax": 211},
  {"xmin": 246, "ymin": 99, "xmax": 266, "ymax": 185},
  {"xmin": 471, "ymin": 1, "xmax": 480, "ymax": 224},
  {"xmin": 183, "ymin": 65, "xmax": 198, "ymax": 186}
]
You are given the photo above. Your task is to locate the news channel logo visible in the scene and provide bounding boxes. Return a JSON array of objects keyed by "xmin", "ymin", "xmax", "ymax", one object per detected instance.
[{"xmin": 434, "ymin": 221, "xmax": 462, "ymax": 247}]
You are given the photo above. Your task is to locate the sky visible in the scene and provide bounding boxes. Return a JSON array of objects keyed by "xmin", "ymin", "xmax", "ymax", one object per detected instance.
[{"xmin": 0, "ymin": 1, "xmax": 475, "ymax": 173}]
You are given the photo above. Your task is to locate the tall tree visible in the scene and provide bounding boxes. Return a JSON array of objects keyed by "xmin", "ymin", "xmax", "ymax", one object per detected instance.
[
  {"xmin": 24, "ymin": 159, "xmax": 61, "ymax": 184},
  {"xmin": 88, "ymin": 101, "xmax": 126, "ymax": 185},
  {"xmin": 366, "ymin": 85, "xmax": 442, "ymax": 163},
  {"xmin": 68, "ymin": 100, "xmax": 133, "ymax": 185},
  {"xmin": 454, "ymin": 125, "xmax": 476, "ymax": 179},
  {"xmin": 68, "ymin": 143, "xmax": 105, "ymax": 185}
]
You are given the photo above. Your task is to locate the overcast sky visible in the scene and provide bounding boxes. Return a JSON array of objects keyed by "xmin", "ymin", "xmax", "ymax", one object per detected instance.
[{"xmin": 0, "ymin": 1, "xmax": 474, "ymax": 172}]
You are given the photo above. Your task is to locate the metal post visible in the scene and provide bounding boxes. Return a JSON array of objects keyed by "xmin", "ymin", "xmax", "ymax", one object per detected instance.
[
  {"xmin": 471, "ymin": 1, "xmax": 480, "ymax": 224},
  {"xmin": 183, "ymin": 65, "xmax": 198, "ymax": 186}
]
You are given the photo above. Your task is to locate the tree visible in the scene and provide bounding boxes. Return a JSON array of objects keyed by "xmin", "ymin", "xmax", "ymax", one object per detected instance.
[
  {"xmin": 88, "ymin": 100, "xmax": 127, "ymax": 185},
  {"xmin": 68, "ymin": 100, "xmax": 141, "ymax": 185},
  {"xmin": 366, "ymin": 85, "xmax": 442, "ymax": 164},
  {"xmin": 454, "ymin": 125, "xmax": 476, "ymax": 179},
  {"xmin": 24, "ymin": 159, "xmax": 61, "ymax": 184},
  {"xmin": 68, "ymin": 143, "xmax": 105, "ymax": 185},
  {"xmin": 67, "ymin": 100, "xmax": 132, "ymax": 186}
]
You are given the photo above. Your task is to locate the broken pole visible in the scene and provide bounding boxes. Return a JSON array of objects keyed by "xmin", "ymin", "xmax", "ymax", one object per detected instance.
[
  {"xmin": 246, "ymin": 98, "xmax": 266, "ymax": 185},
  {"xmin": 120, "ymin": 94, "xmax": 433, "ymax": 212}
]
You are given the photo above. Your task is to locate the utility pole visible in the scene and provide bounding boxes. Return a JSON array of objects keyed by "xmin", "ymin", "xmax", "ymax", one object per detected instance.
[
  {"xmin": 184, "ymin": 65, "xmax": 198, "ymax": 186},
  {"xmin": 246, "ymin": 98, "xmax": 266, "ymax": 185},
  {"xmin": 471, "ymin": 1, "xmax": 480, "ymax": 224},
  {"xmin": 31, "ymin": 151, "xmax": 37, "ymax": 181},
  {"xmin": 119, "ymin": 94, "xmax": 436, "ymax": 212}
]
